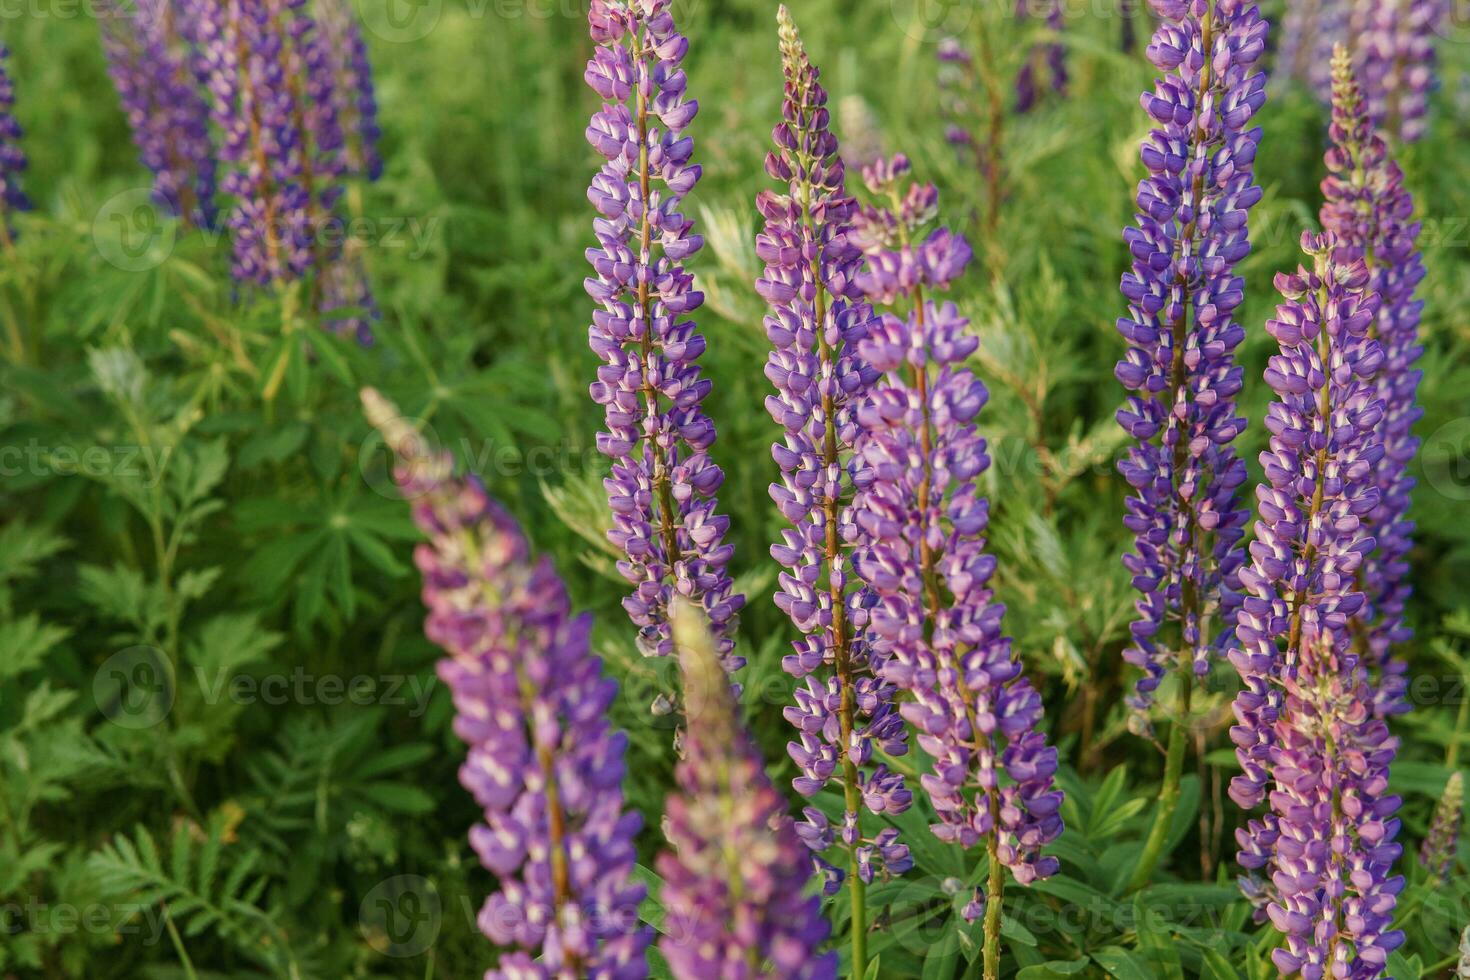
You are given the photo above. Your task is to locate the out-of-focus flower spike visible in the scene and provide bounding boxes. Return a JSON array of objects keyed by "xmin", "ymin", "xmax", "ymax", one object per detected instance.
[
  {"xmin": 658, "ymin": 598, "xmax": 836, "ymax": 980},
  {"xmin": 0, "ymin": 42, "xmax": 32, "ymax": 241},
  {"xmin": 315, "ymin": 0, "xmax": 381, "ymax": 180},
  {"xmin": 362, "ymin": 388, "xmax": 651, "ymax": 979},
  {"xmin": 1421, "ymin": 771, "xmax": 1464, "ymax": 883}
]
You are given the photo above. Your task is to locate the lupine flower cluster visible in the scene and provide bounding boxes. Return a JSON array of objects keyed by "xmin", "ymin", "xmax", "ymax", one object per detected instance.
[
  {"xmin": 1276, "ymin": 0, "xmax": 1347, "ymax": 98},
  {"xmin": 363, "ymin": 388, "xmax": 651, "ymax": 980},
  {"xmin": 660, "ymin": 599, "xmax": 836, "ymax": 980},
  {"xmin": 583, "ymin": 0, "xmax": 744, "ymax": 671},
  {"xmin": 1352, "ymin": 0, "xmax": 1442, "ymax": 142},
  {"xmin": 1114, "ymin": 0, "xmax": 1266, "ymax": 717},
  {"xmin": 0, "ymin": 42, "xmax": 30, "ymax": 239},
  {"xmin": 1421, "ymin": 770, "xmax": 1464, "ymax": 883},
  {"xmin": 1319, "ymin": 45, "xmax": 1426, "ymax": 714},
  {"xmin": 101, "ymin": 0, "xmax": 218, "ymax": 228},
  {"xmin": 1229, "ymin": 234, "xmax": 1405, "ymax": 977},
  {"xmin": 756, "ymin": 6, "xmax": 913, "ymax": 897},
  {"xmin": 316, "ymin": 0, "xmax": 382, "ymax": 181},
  {"xmin": 851, "ymin": 156, "xmax": 1062, "ymax": 923},
  {"xmin": 1015, "ymin": 0, "xmax": 1068, "ymax": 113}
]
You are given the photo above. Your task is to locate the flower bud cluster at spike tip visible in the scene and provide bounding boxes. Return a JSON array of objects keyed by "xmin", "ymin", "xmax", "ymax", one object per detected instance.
[
  {"xmin": 0, "ymin": 43, "xmax": 30, "ymax": 236},
  {"xmin": 757, "ymin": 5, "xmax": 913, "ymax": 890},
  {"xmin": 1227, "ymin": 235, "xmax": 1407, "ymax": 978},
  {"xmin": 1352, "ymin": 0, "xmax": 1441, "ymax": 142},
  {"xmin": 1420, "ymin": 770, "xmax": 1463, "ymax": 884},
  {"xmin": 315, "ymin": 0, "xmax": 382, "ymax": 181},
  {"xmin": 1320, "ymin": 46, "xmax": 1425, "ymax": 716},
  {"xmin": 1114, "ymin": 0, "xmax": 1267, "ymax": 718},
  {"xmin": 658, "ymin": 599, "xmax": 837, "ymax": 980},
  {"xmin": 101, "ymin": 0, "xmax": 218, "ymax": 229},
  {"xmin": 851, "ymin": 160, "xmax": 1062, "ymax": 908},
  {"xmin": 362, "ymin": 388, "xmax": 652, "ymax": 980},
  {"xmin": 583, "ymin": 0, "xmax": 744, "ymax": 670}
]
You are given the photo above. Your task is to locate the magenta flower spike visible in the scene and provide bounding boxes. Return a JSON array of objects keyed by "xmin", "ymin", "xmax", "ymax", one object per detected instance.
[
  {"xmin": 849, "ymin": 157, "xmax": 1062, "ymax": 977},
  {"xmin": 1228, "ymin": 234, "xmax": 1405, "ymax": 977},
  {"xmin": 363, "ymin": 389, "xmax": 651, "ymax": 979},
  {"xmin": 583, "ymin": 0, "xmax": 744, "ymax": 672},
  {"xmin": 1320, "ymin": 45, "xmax": 1426, "ymax": 715}
]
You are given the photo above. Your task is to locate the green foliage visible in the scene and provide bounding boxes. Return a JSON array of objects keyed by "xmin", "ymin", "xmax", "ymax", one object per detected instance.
[{"xmin": 1, "ymin": 0, "xmax": 1468, "ymax": 976}]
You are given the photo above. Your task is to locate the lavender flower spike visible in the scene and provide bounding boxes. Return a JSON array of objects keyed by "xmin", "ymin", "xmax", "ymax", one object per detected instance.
[
  {"xmin": 584, "ymin": 0, "xmax": 744, "ymax": 670},
  {"xmin": 758, "ymin": 7, "xmax": 912, "ymax": 915},
  {"xmin": 315, "ymin": 0, "xmax": 382, "ymax": 180},
  {"xmin": 1116, "ymin": 0, "xmax": 1266, "ymax": 716},
  {"xmin": 1320, "ymin": 45, "xmax": 1426, "ymax": 715},
  {"xmin": 851, "ymin": 157, "xmax": 1062, "ymax": 959},
  {"xmin": 0, "ymin": 42, "xmax": 31, "ymax": 240},
  {"xmin": 101, "ymin": 0, "xmax": 218, "ymax": 228},
  {"xmin": 659, "ymin": 598, "xmax": 836, "ymax": 980},
  {"xmin": 1421, "ymin": 770, "xmax": 1464, "ymax": 883},
  {"xmin": 1352, "ymin": 0, "xmax": 1442, "ymax": 142},
  {"xmin": 1228, "ymin": 235, "xmax": 1405, "ymax": 976},
  {"xmin": 362, "ymin": 388, "xmax": 650, "ymax": 979}
]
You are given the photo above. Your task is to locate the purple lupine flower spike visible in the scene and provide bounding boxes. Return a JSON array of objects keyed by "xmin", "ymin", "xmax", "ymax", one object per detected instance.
[
  {"xmin": 1320, "ymin": 45, "xmax": 1426, "ymax": 715},
  {"xmin": 1016, "ymin": 0, "xmax": 1068, "ymax": 112},
  {"xmin": 315, "ymin": 0, "xmax": 382, "ymax": 180},
  {"xmin": 1276, "ymin": 0, "xmax": 1346, "ymax": 98},
  {"xmin": 1421, "ymin": 771, "xmax": 1464, "ymax": 883},
  {"xmin": 0, "ymin": 42, "xmax": 31, "ymax": 239},
  {"xmin": 851, "ymin": 158, "xmax": 1062, "ymax": 926},
  {"xmin": 758, "ymin": 6, "xmax": 913, "ymax": 894},
  {"xmin": 362, "ymin": 389, "xmax": 651, "ymax": 980},
  {"xmin": 206, "ymin": 0, "xmax": 314, "ymax": 285},
  {"xmin": 101, "ymin": 0, "xmax": 218, "ymax": 228},
  {"xmin": 1115, "ymin": 0, "xmax": 1266, "ymax": 719},
  {"xmin": 1228, "ymin": 234, "xmax": 1406, "ymax": 976},
  {"xmin": 583, "ymin": 0, "xmax": 744, "ymax": 672},
  {"xmin": 1353, "ymin": 0, "xmax": 1442, "ymax": 142},
  {"xmin": 659, "ymin": 599, "xmax": 836, "ymax": 980}
]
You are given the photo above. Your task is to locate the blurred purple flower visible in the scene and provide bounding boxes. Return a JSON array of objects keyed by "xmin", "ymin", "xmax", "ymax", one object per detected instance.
[
  {"xmin": 1420, "ymin": 770, "xmax": 1463, "ymax": 883},
  {"xmin": 363, "ymin": 388, "xmax": 651, "ymax": 979},
  {"xmin": 659, "ymin": 599, "xmax": 836, "ymax": 980},
  {"xmin": 0, "ymin": 42, "xmax": 31, "ymax": 238}
]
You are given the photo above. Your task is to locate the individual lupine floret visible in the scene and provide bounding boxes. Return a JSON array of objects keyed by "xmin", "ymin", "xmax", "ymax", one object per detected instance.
[
  {"xmin": 0, "ymin": 42, "xmax": 30, "ymax": 241},
  {"xmin": 1352, "ymin": 0, "xmax": 1442, "ymax": 141},
  {"xmin": 101, "ymin": 0, "xmax": 218, "ymax": 228},
  {"xmin": 1319, "ymin": 46, "xmax": 1426, "ymax": 714},
  {"xmin": 362, "ymin": 388, "xmax": 650, "ymax": 980},
  {"xmin": 1115, "ymin": 0, "xmax": 1266, "ymax": 717},
  {"xmin": 315, "ymin": 0, "xmax": 382, "ymax": 180},
  {"xmin": 757, "ymin": 10, "xmax": 912, "ymax": 968},
  {"xmin": 583, "ymin": 0, "xmax": 744, "ymax": 671},
  {"xmin": 1420, "ymin": 770, "xmax": 1464, "ymax": 883},
  {"xmin": 850, "ymin": 158, "xmax": 1062, "ymax": 977},
  {"xmin": 1228, "ymin": 234, "xmax": 1406, "ymax": 977},
  {"xmin": 658, "ymin": 599, "xmax": 836, "ymax": 980}
]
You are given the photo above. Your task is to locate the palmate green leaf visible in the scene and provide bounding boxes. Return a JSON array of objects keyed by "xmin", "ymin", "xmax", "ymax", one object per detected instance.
[
  {"xmin": 0, "ymin": 521, "xmax": 68, "ymax": 587},
  {"xmin": 1092, "ymin": 946, "xmax": 1154, "ymax": 980}
]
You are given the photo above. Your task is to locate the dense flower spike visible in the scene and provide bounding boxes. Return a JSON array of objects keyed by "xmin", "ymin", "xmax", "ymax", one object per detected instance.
[
  {"xmin": 315, "ymin": 0, "xmax": 382, "ymax": 180},
  {"xmin": 1115, "ymin": 0, "xmax": 1266, "ymax": 715},
  {"xmin": 1420, "ymin": 770, "xmax": 1463, "ymax": 883},
  {"xmin": 101, "ymin": 0, "xmax": 218, "ymax": 228},
  {"xmin": 583, "ymin": 0, "xmax": 744, "ymax": 670},
  {"xmin": 1229, "ymin": 235, "xmax": 1405, "ymax": 977},
  {"xmin": 1319, "ymin": 46, "xmax": 1426, "ymax": 714},
  {"xmin": 1352, "ymin": 0, "xmax": 1441, "ymax": 142},
  {"xmin": 851, "ymin": 159, "xmax": 1062, "ymax": 942},
  {"xmin": 1276, "ymin": 0, "xmax": 1347, "ymax": 97},
  {"xmin": 0, "ymin": 42, "xmax": 30, "ymax": 238},
  {"xmin": 362, "ymin": 389, "xmax": 650, "ymax": 980},
  {"xmin": 757, "ymin": 8, "xmax": 912, "ymax": 904},
  {"xmin": 659, "ymin": 599, "xmax": 836, "ymax": 980}
]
